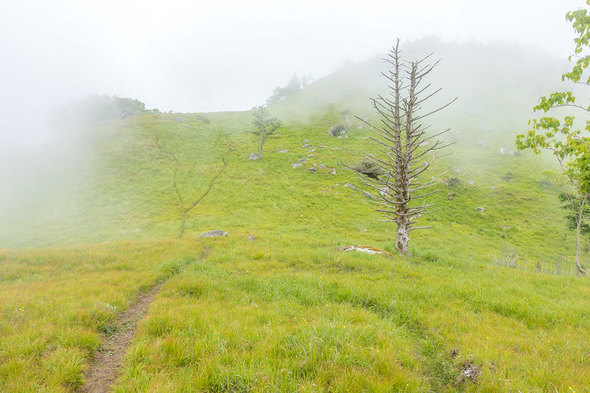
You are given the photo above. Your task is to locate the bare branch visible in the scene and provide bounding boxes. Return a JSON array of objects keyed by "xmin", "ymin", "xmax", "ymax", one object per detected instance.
[{"xmin": 344, "ymin": 39, "xmax": 451, "ymax": 254}]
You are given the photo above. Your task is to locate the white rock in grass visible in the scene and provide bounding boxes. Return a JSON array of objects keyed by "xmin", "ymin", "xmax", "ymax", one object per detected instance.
[
  {"xmin": 199, "ymin": 230, "xmax": 228, "ymax": 238},
  {"xmin": 337, "ymin": 245, "xmax": 392, "ymax": 256},
  {"xmin": 248, "ymin": 153, "xmax": 261, "ymax": 160}
]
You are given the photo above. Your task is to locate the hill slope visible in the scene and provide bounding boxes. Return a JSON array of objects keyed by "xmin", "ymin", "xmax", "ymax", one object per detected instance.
[{"xmin": 0, "ymin": 40, "xmax": 588, "ymax": 392}]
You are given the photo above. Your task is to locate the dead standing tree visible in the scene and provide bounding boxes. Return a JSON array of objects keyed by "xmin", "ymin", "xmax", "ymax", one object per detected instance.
[{"xmin": 352, "ymin": 40, "xmax": 456, "ymax": 255}]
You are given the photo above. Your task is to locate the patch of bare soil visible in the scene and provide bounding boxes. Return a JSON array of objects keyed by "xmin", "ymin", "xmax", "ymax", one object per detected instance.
[
  {"xmin": 458, "ymin": 362, "xmax": 481, "ymax": 384},
  {"xmin": 78, "ymin": 283, "xmax": 163, "ymax": 393}
]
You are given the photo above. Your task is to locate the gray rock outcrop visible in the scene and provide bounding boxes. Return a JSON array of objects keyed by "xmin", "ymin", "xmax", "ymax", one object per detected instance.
[{"xmin": 199, "ymin": 230, "xmax": 229, "ymax": 238}]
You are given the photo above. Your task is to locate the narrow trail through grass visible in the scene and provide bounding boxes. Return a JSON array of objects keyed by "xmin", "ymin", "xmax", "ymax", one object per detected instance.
[
  {"xmin": 78, "ymin": 282, "xmax": 164, "ymax": 393},
  {"xmin": 79, "ymin": 248, "xmax": 210, "ymax": 393}
]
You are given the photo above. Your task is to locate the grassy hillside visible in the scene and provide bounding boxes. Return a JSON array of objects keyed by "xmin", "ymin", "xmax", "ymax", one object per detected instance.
[{"xmin": 0, "ymin": 40, "xmax": 589, "ymax": 392}]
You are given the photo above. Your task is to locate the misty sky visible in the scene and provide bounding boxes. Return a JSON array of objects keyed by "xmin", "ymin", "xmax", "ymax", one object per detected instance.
[{"xmin": 0, "ymin": 0, "xmax": 584, "ymax": 147}]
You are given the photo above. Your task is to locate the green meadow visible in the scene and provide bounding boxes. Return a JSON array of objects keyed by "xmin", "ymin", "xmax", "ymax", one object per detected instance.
[{"xmin": 0, "ymin": 41, "xmax": 588, "ymax": 392}]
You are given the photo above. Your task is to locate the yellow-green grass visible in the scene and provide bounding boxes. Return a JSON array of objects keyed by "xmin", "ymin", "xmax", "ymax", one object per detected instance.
[
  {"xmin": 0, "ymin": 239, "xmax": 206, "ymax": 392},
  {"xmin": 111, "ymin": 237, "xmax": 589, "ymax": 392},
  {"xmin": 1, "ymin": 107, "xmax": 587, "ymax": 392},
  {"xmin": 1, "ymin": 48, "xmax": 589, "ymax": 392}
]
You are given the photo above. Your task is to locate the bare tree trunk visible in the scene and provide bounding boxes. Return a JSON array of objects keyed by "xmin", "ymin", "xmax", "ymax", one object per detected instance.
[
  {"xmin": 346, "ymin": 39, "xmax": 455, "ymax": 257},
  {"xmin": 575, "ymin": 202, "xmax": 587, "ymax": 275},
  {"xmin": 396, "ymin": 216, "xmax": 410, "ymax": 254},
  {"xmin": 258, "ymin": 133, "xmax": 264, "ymax": 157}
]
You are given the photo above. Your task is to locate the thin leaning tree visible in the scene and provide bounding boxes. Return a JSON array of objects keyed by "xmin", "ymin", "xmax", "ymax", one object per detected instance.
[
  {"xmin": 351, "ymin": 40, "xmax": 456, "ymax": 255},
  {"xmin": 516, "ymin": 2, "xmax": 590, "ymax": 276}
]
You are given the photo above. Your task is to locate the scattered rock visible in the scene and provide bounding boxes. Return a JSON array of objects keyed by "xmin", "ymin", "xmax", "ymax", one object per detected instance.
[
  {"xmin": 328, "ymin": 124, "xmax": 347, "ymax": 137},
  {"xmin": 278, "ymin": 149, "xmax": 288, "ymax": 153},
  {"xmin": 302, "ymin": 139, "xmax": 309, "ymax": 144},
  {"xmin": 247, "ymin": 235, "xmax": 256, "ymax": 241},
  {"xmin": 490, "ymin": 186, "xmax": 497, "ymax": 190},
  {"xmin": 452, "ymin": 167, "xmax": 461, "ymax": 174},
  {"xmin": 457, "ymin": 363, "xmax": 481, "ymax": 384},
  {"xmin": 248, "ymin": 153, "xmax": 261, "ymax": 160},
  {"xmin": 476, "ymin": 207, "xmax": 486, "ymax": 213},
  {"xmin": 447, "ymin": 177, "xmax": 461, "ymax": 187},
  {"xmin": 337, "ymin": 245, "xmax": 392, "ymax": 256},
  {"xmin": 199, "ymin": 230, "xmax": 228, "ymax": 238},
  {"xmin": 344, "ymin": 183, "xmax": 354, "ymax": 189},
  {"xmin": 331, "ymin": 147, "xmax": 342, "ymax": 150},
  {"xmin": 297, "ymin": 158, "xmax": 307, "ymax": 163},
  {"xmin": 292, "ymin": 163, "xmax": 302, "ymax": 168},
  {"xmin": 302, "ymin": 143, "xmax": 312, "ymax": 148},
  {"xmin": 331, "ymin": 168, "xmax": 337, "ymax": 175},
  {"xmin": 307, "ymin": 154, "xmax": 315, "ymax": 157},
  {"xmin": 344, "ymin": 117, "xmax": 352, "ymax": 129},
  {"xmin": 502, "ymin": 225, "xmax": 511, "ymax": 230},
  {"xmin": 318, "ymin": 164, "xmax": 327, "ymax": 169},
  {"xmin": 352, "ymin": 161, "xmax": 384, "ymax": 180},
  {"xmin": 310, "ymin": 148, "xmax": 316, "ymax": 153},
  {"xmin": 318, "ymin": 145, "xmax": 327, "ymax": 148},
  {"xmin": 307, "ymin": 167, "xmax": 318, "ymax": 173},
  {"xmin": 500, "ymin": 147, "xmax": 514, "ymax": 155},
  {"xmin": 467, "ymin": 180, "xmax": 474, "ymax": 185}
]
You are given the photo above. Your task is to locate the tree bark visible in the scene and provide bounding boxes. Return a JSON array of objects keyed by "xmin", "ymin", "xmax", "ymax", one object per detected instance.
[
  {"xmin": 575, "ymin": 203, "xmax": 588, "ymax": 275},
  {"xmin": 258, "ymin": 133, "xmax": 264, "ymax": 157},
  {"xmin": 396, "ymin": 218, "xmax": 410, "ymax": 254}
]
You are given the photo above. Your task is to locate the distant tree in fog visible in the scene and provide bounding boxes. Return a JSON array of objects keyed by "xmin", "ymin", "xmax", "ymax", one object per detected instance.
[
  {"xmin": 50, "ymin": 95, "xmax": 150, "ymax": 130},
  {"xmin": 251, "ymin": 105, "xmax": 281, "ymax": 158},
  {"xmin": 266, "ymin": 74, "xmax": 313, "ymax": 104}
]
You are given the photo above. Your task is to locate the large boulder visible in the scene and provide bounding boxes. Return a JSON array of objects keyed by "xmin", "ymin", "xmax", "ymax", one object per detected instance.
[
  {"xmin": 351, "ymin": 161, "xmax": 384, "ymax": 180},
  {"xmin": 199, "ymin": 230, "xmax": 229, "ymax": 238},
  {"xmin": 328, "ymin": 124, "xmax": 347, "ymax": 137},
  {"xmin": 248, "ymin": 153, "xmax": 261, "ymax": 160}
]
